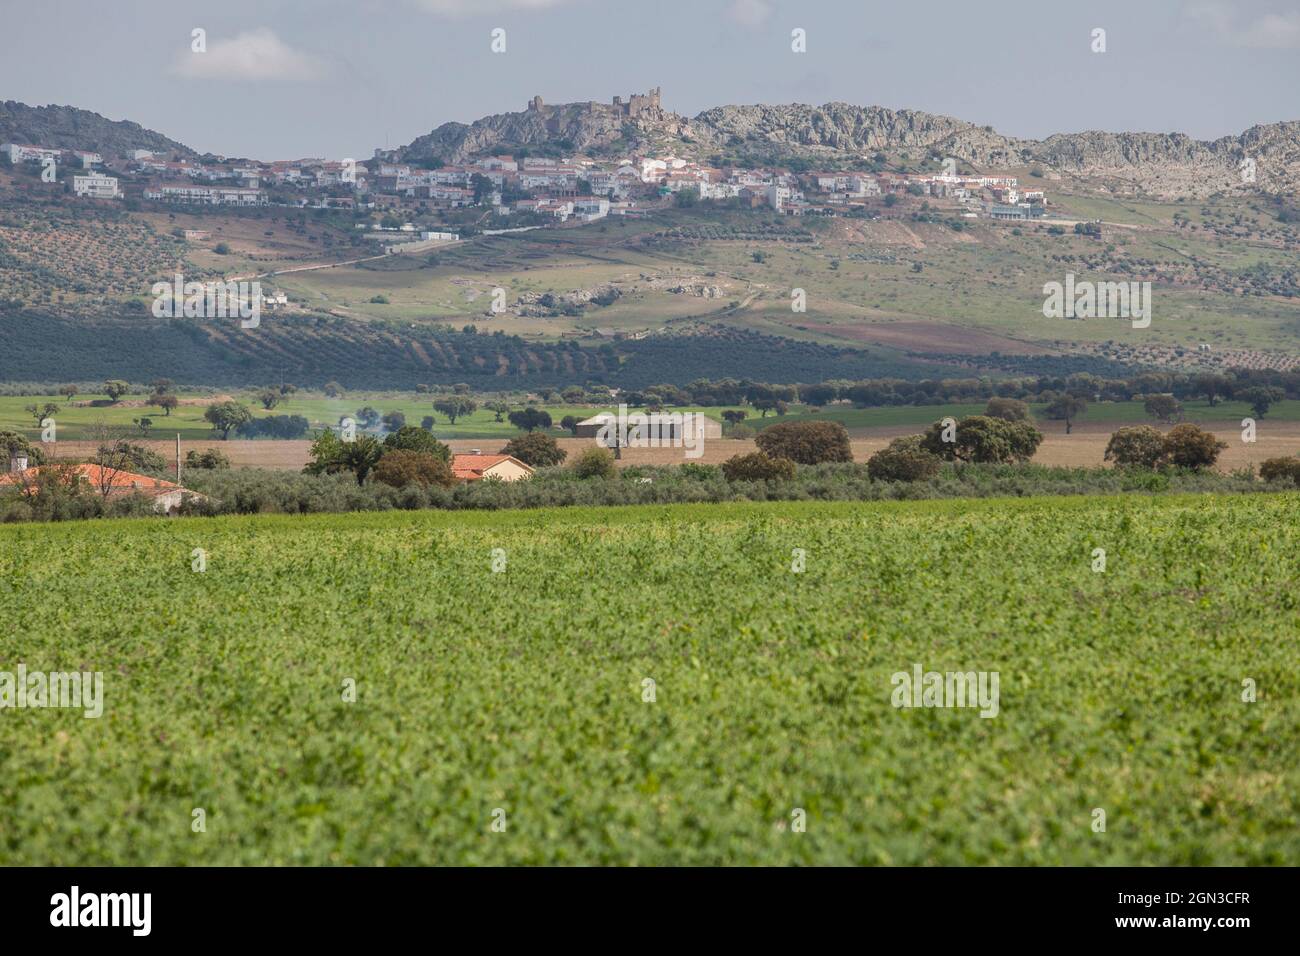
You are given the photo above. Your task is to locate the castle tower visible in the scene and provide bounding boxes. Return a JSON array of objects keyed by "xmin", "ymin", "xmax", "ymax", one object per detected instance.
[{"xmin": 528, "ymin": 95, "xmax": 544, "ymax": 112}]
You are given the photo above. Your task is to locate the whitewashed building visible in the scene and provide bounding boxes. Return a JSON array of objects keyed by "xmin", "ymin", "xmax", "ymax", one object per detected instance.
[{"xmin": 72, "ymin": 173, "xmax": 121, "ymax": 199}]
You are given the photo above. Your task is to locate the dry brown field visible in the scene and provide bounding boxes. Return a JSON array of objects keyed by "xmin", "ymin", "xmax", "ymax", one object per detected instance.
[{"xmin": 50, "ymin": 420, "xmax": 1300, "ymax": 476}]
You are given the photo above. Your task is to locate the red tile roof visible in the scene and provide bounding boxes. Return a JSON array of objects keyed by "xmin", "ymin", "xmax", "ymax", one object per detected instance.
[
  {"xmin": 450, "ymin": 454, "xmax": 532, "ymax": 481},
  {"xmin": 0, "ymin": 464, "xmax": 187, "ymax": 498}
]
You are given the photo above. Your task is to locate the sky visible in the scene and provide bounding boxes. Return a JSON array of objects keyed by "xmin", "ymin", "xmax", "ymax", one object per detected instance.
[{"xmin": 1, "ymin": 0, "xmax": 1297, "ymax": 161}]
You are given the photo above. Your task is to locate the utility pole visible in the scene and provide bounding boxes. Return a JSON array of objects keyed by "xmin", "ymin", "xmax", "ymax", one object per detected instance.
[{"xmin": 176, "ymin": 433, "xmax": 182, "ymax": 484}]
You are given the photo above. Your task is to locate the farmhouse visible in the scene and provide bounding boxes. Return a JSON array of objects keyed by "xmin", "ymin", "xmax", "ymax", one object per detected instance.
[
  {"xmin": 1, "ymin": 456, "xmax": 203, "ymax": 514},
  {"xmin": 575, "ymin": 412, "xmax": 722, "ymax": 443},
  {"xmin": 450, "ymin": 454, "xmax": 535, "ymax": 482}
]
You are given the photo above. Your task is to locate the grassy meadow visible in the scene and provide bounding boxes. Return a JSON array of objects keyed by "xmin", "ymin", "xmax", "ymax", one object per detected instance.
[
  {"xmin": 1, "ymin": 495, "xmax": 1297, "ymax": 865},
  {"xmin": 6, "ymin": 389, "xmax": 1300, "ymax": 442}
]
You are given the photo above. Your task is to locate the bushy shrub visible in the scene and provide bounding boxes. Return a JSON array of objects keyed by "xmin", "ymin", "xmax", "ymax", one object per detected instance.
[
  {"xmin": 867, "ymin": 435, "xmax": 942, "ymax": 482},
  {"xmin": 571, "ymin": 447, "xmax": 616, "ymax": 479},
  {"xmin": 679, "ymin": 462, "xmax": 719, "ymax": 481},
  {"xmin": 1259, "ymin": 456, "xmax": 1300, "ymax": 486},
  {"xmin": 722, "ymin": 451, "xmax": 796, "ymax": 482},
  {"xmin": 372, "ymin": 450, "xmax": 455, "ymax": 489},
  {"xmin": 502, "ymin": 432, "xmax": 567, "ymax": 467},
  {"xmin": 1105, "ymin": 425, "xmax": 1167, "ymax": 469},
  {"xmin": 185, "ymin": 448, "xmax": 231, "ymax": 470},
  {"xmin": 1162, "ymin": 423, "xmax": 1226, "ymax": 471},
  {"xmin": 754, "ymin": 420, "xmax": 852, "ymax": 465}
]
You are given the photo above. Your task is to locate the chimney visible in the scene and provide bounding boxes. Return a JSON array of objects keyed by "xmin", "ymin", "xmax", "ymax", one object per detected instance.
[{"xmin": 8, "ymin": 453, "xmax": 27, "ymax": 474}]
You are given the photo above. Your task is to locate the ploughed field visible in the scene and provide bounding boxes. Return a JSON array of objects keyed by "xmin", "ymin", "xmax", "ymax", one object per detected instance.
[{"xmin": 1, "ymin": 495, "xmax": 1297, "ymax": 864}]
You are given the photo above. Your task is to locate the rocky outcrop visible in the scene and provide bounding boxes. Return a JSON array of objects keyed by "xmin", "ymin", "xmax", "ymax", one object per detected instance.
[
  {"xmin": 402, "ymin": 94, "xmax": 696, "ymax": 163},
  {"xmin": 692, "ymin": 102, "xmax": 1033, "ymax": 166},
  {"xmin": 399, "ymin": 93, "xmax": 1299, "ymax": 199},
  {"xmin": 0, "ymin": 101, "xmax": 196, "ymax": 158}
]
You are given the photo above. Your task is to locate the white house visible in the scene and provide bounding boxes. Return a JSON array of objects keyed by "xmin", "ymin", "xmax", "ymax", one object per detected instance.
[
  {"xmin": 572, "ymin": 196, "xmax": 610, "ymax": 221},
  {"xmin": 144, "ymin": 184, "xmax": 266, "ymax": 206},
  {"xmin": 72, "ymin": 173, "xmax": 121, "ymax": 199},
  {"xmin": 3, "ymin": 143, "xmax": 61, "ymax": 164}
]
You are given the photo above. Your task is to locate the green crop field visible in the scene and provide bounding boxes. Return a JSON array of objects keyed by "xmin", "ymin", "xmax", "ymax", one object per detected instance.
[{"xmin": 2, "ymin": 494, "xmax": 1297, "ymax": 865}]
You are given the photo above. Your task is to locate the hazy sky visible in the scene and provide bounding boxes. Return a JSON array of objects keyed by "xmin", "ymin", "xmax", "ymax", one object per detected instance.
[{"xmin": 1, "ymin": 0, "xmax": 1297, "ymax": 160}]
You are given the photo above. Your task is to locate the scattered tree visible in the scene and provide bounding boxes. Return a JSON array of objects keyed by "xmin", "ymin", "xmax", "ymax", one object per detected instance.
[
  {"xmin": 920, "ymin": 416, "xmax": 1043, "ymax": 464},
  {"xmin": 508, "ymin": 407, "xmax": 552, "ymax": 433},
  {"xmin": 150, "ymin": 393, "xmax": 179, "ymax": 416},
  {"xmin": 1192, "ymin": 373, "xmax": 1230, "ymax": 407},
  {"xmin": 1237, "ymin": 386, "xmax": 1285, "ymax": 419},
  {"xmin": 433, "ymin": 397, "xmax": 477, "ymax": 425},
  {"xmin": 25, "ymin": 402, "xmax": 59, "ymax": 425},
  {"xmin": 1162, "ymin": 423, "xmax": 1226, "ymax": 470},
  {"xmin": 1104, "ymin": 426, "xmax": 1167, "ymax": 469},
  {"xmin": 372, "ymin": 450, "xmax": 455, "ymax": 489},
  {"xmin": 382, "ymin": 425, "xmax": 449, "ymax": 461},
  {"xmin": 203, "ymin": 401, "xmax": 253, "ymax": 440},
  {"xmin": 0, "ymin": 431, "xmax": 45, "ymax": 466},
  {"xmin": 984, "ymin": 397, "xmax": 1028, "ymax": 422},
  {"xmin": 103, "ymin": 380, "xmax": 130, "ymax": 403},
  {"xmin": 1042, "ymin": 394, "xmax": 1087, "ymax": 434},
  {"xmin": 754, "ymin": 420, "xmax": 852, "ymax": 465},
  {"xmin": 1143, "ymin": 393, "xmax": 1183, "ymax": 424},
  {"xmin": 304, "ymin": 431, "xmax": 383, "ymax": 485},
  {"xmin": 502, "ymin": 432, "xmax": 567, "ymax": 467}
]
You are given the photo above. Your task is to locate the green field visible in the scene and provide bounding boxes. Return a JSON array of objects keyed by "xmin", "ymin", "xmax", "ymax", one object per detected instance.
[
  {"xmin": 6, "ymin": 390, "xmax": 1300, "ymax": 443},
  {"xmin": 2, "ymin": 495, "xmax": 1297, "ymax": 865}
]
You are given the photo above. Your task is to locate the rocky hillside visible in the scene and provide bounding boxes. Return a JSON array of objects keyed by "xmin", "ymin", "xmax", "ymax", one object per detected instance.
[
  {"xmin": 400, "ymin": 94, "xmax": 1300, "ymax": 199},
  {"xmin": 402, "ymin": 95, "xmax": 696, "ymax": 163},
  {"xmin": 1033, "ymin": 123, "xmax": 1300, "ymax": 196},
  {"xmin": 0, "ymin": 101, "xmax": 196, "ymax": 159},
  {"xmin": 693, "ymin": 102, "xmax": 1029, "ymax": 166}
]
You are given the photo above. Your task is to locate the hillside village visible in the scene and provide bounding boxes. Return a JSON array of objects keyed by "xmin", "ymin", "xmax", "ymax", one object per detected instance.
[{"xmin": 2, "ymin": 89, "xmax": 1054, "ymax": 232}]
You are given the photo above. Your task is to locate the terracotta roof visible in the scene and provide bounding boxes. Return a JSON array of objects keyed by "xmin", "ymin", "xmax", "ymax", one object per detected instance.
[
  {"xmin": 0, "ymin": 464, "xmax": 187, "ymax": 498},
  {"xmin": 450, "ymin": 454, "xmax": 532, "ymax": 481}
]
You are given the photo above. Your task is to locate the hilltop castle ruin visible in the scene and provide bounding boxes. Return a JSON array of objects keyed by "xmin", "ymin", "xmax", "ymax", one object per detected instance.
[{"xmin": 528, "ymin": 88, "xmax": 663, "ymax": 118}]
